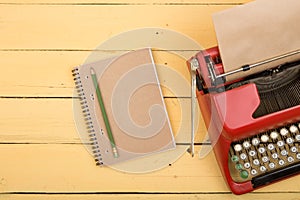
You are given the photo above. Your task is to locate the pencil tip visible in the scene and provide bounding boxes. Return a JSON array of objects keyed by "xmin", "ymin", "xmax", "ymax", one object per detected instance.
[{"xmin": 112, "ymin": 147, "xmax": 119, "ymax": 158}]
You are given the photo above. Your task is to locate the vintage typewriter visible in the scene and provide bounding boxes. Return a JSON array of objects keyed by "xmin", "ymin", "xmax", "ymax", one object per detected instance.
[{"xmin": 187, "ymin": 47, "xmax": 300, "ymax": 194}]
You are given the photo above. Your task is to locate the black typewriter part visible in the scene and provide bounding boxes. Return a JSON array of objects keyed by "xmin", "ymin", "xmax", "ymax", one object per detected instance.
[
  {"xmin": 195, "ymin": 71, "xmax": 205, "ymax": 92},
  {"xmin": 225, "ymin": 60, "xmax": 300, "ymax": 118},
  {"xmin": 252, "ymin": 161, "xmax": 300, "ymax": 188},
  {"xmin": 228, "ymin": 122, "xmax": 300, "ymax": 185}
]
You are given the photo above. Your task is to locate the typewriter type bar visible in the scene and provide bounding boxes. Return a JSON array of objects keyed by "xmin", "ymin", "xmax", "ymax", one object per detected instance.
[{"xmin": 187, "ymin": 47, "xmax": 300, "ymax": 194}]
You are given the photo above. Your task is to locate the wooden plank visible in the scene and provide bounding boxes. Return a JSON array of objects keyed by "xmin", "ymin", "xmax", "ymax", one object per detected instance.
[
  {"xmin": 0, "ymin": 51, "xmax": 192, "ymax": 97},
  {"xmin": 0, "ymin": 193, "xmax": 300, "ymax": 200},
  {"xmin": 0, "ymin": 5, "xmax": 236, "ymax": 49},
  {"xmin": 0, "ymin": 98, "xmax": 206, "ymax": 143},
  {"xmin": 0, "ymin": 0, "xmax": 252, "ymax": 4},
  {"xmin": 0, "ymin": 144, "xmax": 299, "ymax": 193}
]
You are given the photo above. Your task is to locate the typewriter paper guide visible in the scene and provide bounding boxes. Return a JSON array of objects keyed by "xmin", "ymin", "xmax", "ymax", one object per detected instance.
[{"xmin": 213, "ymin": 0, "xmax": 300, "ymax": 81}]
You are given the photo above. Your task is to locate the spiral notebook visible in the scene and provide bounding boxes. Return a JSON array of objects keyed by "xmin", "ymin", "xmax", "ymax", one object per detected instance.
[{"xmin": 72, "ymin": 48, "xmax": 176, "ymax": 166}]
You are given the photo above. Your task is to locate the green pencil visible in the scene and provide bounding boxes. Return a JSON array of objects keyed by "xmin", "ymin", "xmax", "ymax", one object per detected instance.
[{"xmin": 90, "ymin": 68, "xmax": 119, "ymax": 158}]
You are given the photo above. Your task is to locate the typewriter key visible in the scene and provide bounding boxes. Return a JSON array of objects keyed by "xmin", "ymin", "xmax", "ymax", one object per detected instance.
[
  {"xmin": 253, "ymin": 159, "xmax": 260, "ymax": 166},
  {"xmin": 272, "ymin": 153, "xmax": 278, "ymax": 159},
  {"xmin": 280, "ymin": 128, "xmax": 289, "ymax": 136},
  {"xmin": 244, "ymin": 162, "xmax": 251, "ymax": 169},
  {"xmin": 280, "ymin": 149, "xmax": 288, "ymax": 156},
  {"xmin": 261, "ymin": 135, "xmax": 269, "ymax": 142},
  {"xmin": 251, "ymin": 169, "xmax": 257, "ymax": 175},
  {"xmin": 269, "ymin": 162, "xmax": 275, "ymax": 169},
  {"xmin": 287, "ymin": 156, "xmax": 294, "ymax": 163},
  {"xmin": 235, "ymin": 163, "xmax": 243, "ymax": 170},
  {"xmin": 268, "ymin": 144, "xmax": 275, "ymax": 150},
  {"xmin": 297, "ymin": 153, "xmax": 300, "ymax": 160},
  {"xmin": 231, "ymin": 155, "xmax": 239, "ymax": 162},
  {"xmin": 291, "ymin": 146, "xmax": 297, "ymax": 153},
  {"xmin": 270, "ymin": 131, "xmax": 279, "ymax": 139},
  {"xmin": 295, "ymin": 134, "xmax": 300, "ymax": 141},
  {"xmin": 240, "ymin": 153, "xmax": 247, "ymax": 160},
  {"xmin": 277, "ymin": 140, "xmax": 285, "ymax": 147},
  {"xmin": 243, "ymin": 141, "xmax": 251, "ymax": 149},
  {"xmin": 278, "ymin": 159, "xmax": 285, "ymax": 166},
  {"xmin": 262, "ymin": 156, "xmax": 269, "ymax": 163},
  {"xmin": 258, "ymin": 147, "xmax": 266, "ymax": 154},
  {"xmin": 249, "ymin": 150, "xmax": 256, "ymax": 157},
  {"xmin": 240, "ymin": 170, "xmax": 249, "ymax": 179},
  {"xmin": 252, "ymin": 138, "xmax": 260, "ymax": 146},
  {"xmin": 286, "ymin": 137, "xmax": 294, "ymax": 144},
  {"xmin": 234, "ymin": 144, "xmax": 242, "ymax": 152},
  {"xmin": 259, "ymin": 166, "xmax": 267, "ymax": 172},
  {"xmin": 290, "ymin": 125, "xmax": 298, "ymax": 133}
]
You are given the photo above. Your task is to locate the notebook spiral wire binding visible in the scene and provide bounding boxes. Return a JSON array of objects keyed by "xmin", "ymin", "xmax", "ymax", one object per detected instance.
[{"xmin": 72, "ymin": 67, "xmax": 103, "ymax": 165}]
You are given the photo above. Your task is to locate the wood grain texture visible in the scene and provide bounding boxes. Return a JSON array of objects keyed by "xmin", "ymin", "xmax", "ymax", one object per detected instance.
[
  {"xmin": 0, "ymin": 144, "xmax": 300, "ymax": 193},
  {"xmin": 0, "ymin": 5, "xmax": 236, "ymax": 49},
  {"xmin": 0, "ymin": 193, "xmax": 299, "ymax": 200},
  {"xmin": 0, "ymin": 98, "xmax": 207, "ymax": 143},
  {"xmin": 1, "ymin": 0, "xmax": 299, "ymax": 199}
]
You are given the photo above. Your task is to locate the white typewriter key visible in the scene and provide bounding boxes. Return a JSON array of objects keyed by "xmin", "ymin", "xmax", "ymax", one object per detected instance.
[
  {"xmin": 277, "ymin": 140, "xmax": 285, "ymax": 147},
  {"xmin": 261, "ymin": 135, "xmax": 269, "ymax": 143},
  {"xmin": 244, "ymin": 162, "xmax": 251, "ymax": 169},
  {"xmin": 281, "ymin": 149, "xmax": 288, "ymax": 156},
  {"xmin": 234, "ymin": 144, "xmax": 242, "ymax": 152},
  {"xmin": 251, "ymin": 169, "xmax": 258, "ymax": 175},
  {"xmin": 262, "ymin": 156, "xmax": 269, "ymax": 163},
  {"xmin": 272, "ymin": 153, "xmax": 278, "ymax": 159},
  {"xmin": 249, "ymin": 150, "xmax": 256, "ymax": 157},
  {"xmin": 269, "ymin": 162, "xmax": 275, "ymax": 169},
  {"xmin": 270, "ymin": 131, "xmax": 279, "ymax": 140},
  {"xmin": 286, "ymin": 137, "xmax": 294, "ymax": 144},
  {"xmin": 296, "ymin": 134, "xmax": 300, "ymax": 141},
  {"xmin": 297, "ymin": 153, "xmax": 300, "ymax": 160},
  {"xmin": 268, "ymin": 144, "xmax": 275, "ymax": 151},
  {"xmin": 243, "ymin": 141, "xmax": 251, "ymax": 149},
  {"xmin": 258, "ymin": 147, "xmax": 265, "ymax": 154},
  {"xmin": 252, "ymin": 138, "xmax": 260, "ymax": 146},
  {"xmin": 291, "ymin": 146, "xmax": 298, "ymax": 153},
  {"xmin": 260, "ymin": 166, "xmax": 267, "ymax": 172},
  {"xmin": 240, "ymin": 153, "xmax": 247, "ymax": 160},
  {"xmin": 280, "ymin": 128, "xmax": 289, "ymax": 136},
  {"xmin": 253, "ymin": 159, "xmax": 260, "ymax": 166},
  {"xmin": 287, "ymin": 156, "xmax": 294, "ymax": 163},
  {"xmin": 278, "ymin": 159, "xmax": 285, "ymax": 166},
  {"xmin": 290, "ymin": 125, "xmax": 298, "ymax": 134}
]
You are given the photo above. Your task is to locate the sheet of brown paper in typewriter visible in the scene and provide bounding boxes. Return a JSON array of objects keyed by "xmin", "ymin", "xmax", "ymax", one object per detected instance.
[
  {"xmin": 212, "ymin": 0, "xmax": 300, "ymax": 82},
  {"xmin": 90, "ymin": 48, "xmax": 175, "ymax": 164}
]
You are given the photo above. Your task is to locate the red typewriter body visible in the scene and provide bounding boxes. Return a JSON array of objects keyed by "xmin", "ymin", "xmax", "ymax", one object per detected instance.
[{"xmin": 188, "ymin": 47, "xmax": 300, "ymax": 194}]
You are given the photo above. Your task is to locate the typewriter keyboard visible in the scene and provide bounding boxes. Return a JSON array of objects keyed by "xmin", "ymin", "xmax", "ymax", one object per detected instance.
[{"xmin": 229, "ymin": 122, "xmax": 300, "ymax": 183}]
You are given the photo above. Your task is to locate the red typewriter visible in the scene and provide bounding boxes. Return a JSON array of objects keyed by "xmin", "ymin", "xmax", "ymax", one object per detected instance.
[{"xmin": 187, "ymin": 47, "xmax": 300, "ymax": 194}]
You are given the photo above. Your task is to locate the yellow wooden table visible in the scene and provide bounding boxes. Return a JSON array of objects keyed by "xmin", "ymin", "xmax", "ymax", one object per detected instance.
[{"xmin": 1, "ymin": 0, "xmax": 300, "ymax": 199}]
